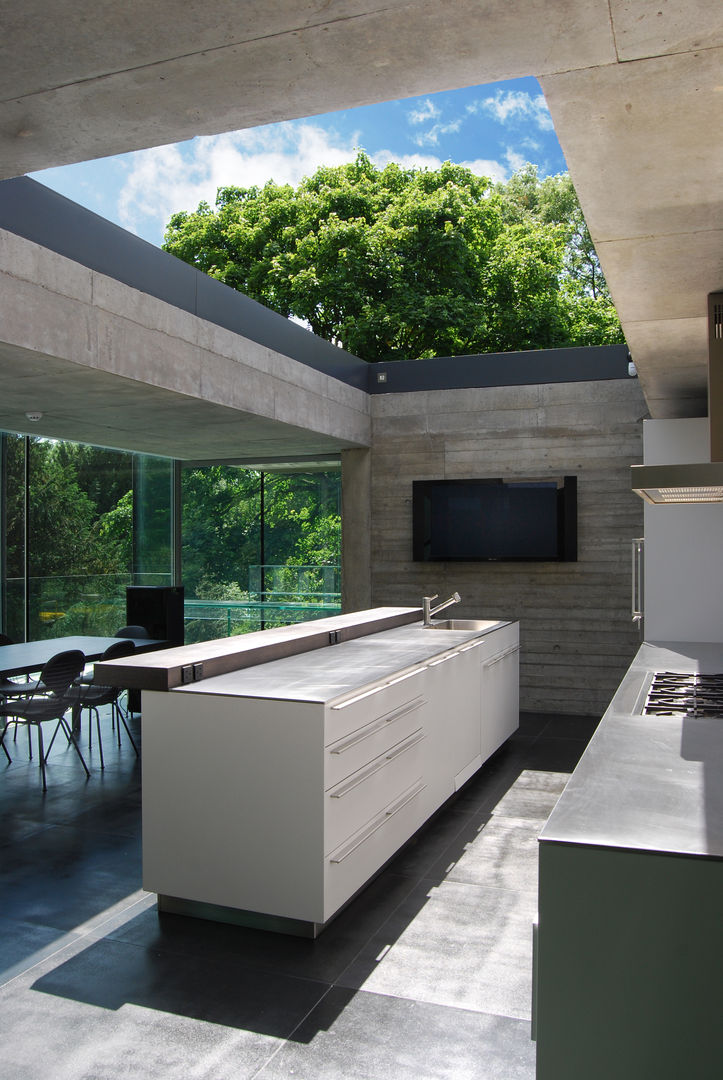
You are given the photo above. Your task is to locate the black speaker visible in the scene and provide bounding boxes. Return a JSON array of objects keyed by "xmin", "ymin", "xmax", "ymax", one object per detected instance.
[{"xmin": 126, "ymin": 586, "xmax": 184, "ymax": 645}]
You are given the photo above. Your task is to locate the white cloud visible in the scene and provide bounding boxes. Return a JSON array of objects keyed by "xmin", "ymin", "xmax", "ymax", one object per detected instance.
[
  {"xmin": 117, "ymin": 122, "xmax": 363, "ymax": 236},
  {"xmin": 407, "ymin": 99, "xmax": 441, "ymax": 125},
  {"xmin": 369, "ymin": 148, "xmax": 507, "ymax": 184},
  {"xmin": 370, "ymin": 149, "xmax": 445, "ymax": 171},
  {"xmin": 504, "ymin": 148, "xmax": 528, "ymax": 173},
  {"xmin": 411, "ymin": 117, "xmax": 463, "ymax": 148},
  {"xmin": 459, "ymin": 157, "xmax": 509, "ymax": 184},
  {"xmin": 116, "ymin": 114, "xmax": 527, "ymax": 243},
  {"xmin": 468, "ymin": 90, "xmax": 554, "ymax": 132}
]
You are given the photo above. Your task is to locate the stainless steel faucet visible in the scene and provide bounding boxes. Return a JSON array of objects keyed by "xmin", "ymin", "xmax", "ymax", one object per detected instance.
[{"xmin": 422, "ymin": 592, "xmax": 461, "ymax": 626}]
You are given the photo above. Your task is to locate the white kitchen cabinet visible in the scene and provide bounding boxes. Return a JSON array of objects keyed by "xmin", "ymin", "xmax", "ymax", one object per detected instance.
[
  {"xmin": 480, "ymin": 624, "xmax": 520, "ymax": 762},
  {"xmin": 424, "ymin": 641, "xmax": 482, "ymax": 795},
  {"xmin": 142, "ymin": 618, "xmax": 519, "ymax": 934}
]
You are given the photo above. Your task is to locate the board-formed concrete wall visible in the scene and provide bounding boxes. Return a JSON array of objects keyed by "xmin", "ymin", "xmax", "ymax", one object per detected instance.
[{"xmin": 363, "ymin": 378, "xmax": 646, "ymax": 718}]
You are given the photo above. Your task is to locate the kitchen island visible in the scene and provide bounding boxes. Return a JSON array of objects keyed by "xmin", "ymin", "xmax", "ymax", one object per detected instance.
[
  {"xmin": 127, "ymin": 608, "xmax": 519, "ymax": 936},
  {"xmin": 534, "ymin": 640, "xmax": 723, "ymax": 1079}
]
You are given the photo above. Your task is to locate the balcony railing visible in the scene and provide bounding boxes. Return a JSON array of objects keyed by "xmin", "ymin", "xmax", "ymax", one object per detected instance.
[{"xmin": 4, "ymin": 573, "xmax": 341, "ymax": 643}]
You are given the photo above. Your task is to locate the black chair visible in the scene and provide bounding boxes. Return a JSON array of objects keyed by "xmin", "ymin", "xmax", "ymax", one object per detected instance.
[
  {"xmin": 0, "ymin": 637, "xmax": 11, "ymax": 762},
  {"xmin": 115, "ymin": 625, "xmax": 150, "ymax": 639},
  {"xmin": 0, "ymin": 633, "xmax": 39, "ymax": 756},
  {"xmin": 0, "ymin": 649, "xmax": 88, "ymax": 791},
  {"xmin": 75, "ymin": 640, "xmax": 138, "ymax": 768},
  {"xmin": 0, "ymin": 633, "xmax": 22, "ymax": 694}
]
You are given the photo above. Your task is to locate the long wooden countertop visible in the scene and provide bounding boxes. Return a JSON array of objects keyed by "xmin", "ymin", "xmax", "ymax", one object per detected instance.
[{"xmin": 94, "ymin": 607, "xmax": 423, "ymax": 691}]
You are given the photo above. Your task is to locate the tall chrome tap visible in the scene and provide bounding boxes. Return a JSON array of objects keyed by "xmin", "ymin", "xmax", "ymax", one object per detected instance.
[{"xmin": 422, "ymin": 592, "xmax": 461, "ymax": 626}]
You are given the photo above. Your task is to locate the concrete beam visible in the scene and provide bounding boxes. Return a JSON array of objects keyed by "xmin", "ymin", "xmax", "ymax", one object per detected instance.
[{"xmin": 0, "ymin": 227, "xmax": 370, "ymax": 459}]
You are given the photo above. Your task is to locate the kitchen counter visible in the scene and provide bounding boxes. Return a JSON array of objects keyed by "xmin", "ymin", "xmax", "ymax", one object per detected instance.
[
  {"xmin": 535, "ymin": 639, "xmax": 723, "ymax": 1080},
  {"xmin": 141, "ymin": 609, "xmax": 520, "ymax": 934},
  {"xmin": 539, "ymin": 639, "xmax": 723, "ymax": 859},
  {"xmin": 175, "ymin": 620, "xmax": 510, "ymax": 704}
]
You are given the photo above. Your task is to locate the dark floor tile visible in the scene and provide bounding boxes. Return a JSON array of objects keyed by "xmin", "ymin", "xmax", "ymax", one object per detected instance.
[
  {"xmin": 107, "ymin": 870, "xmax": 420, "ymax": 985},
  {"xmin": 29, "ymin": 935, "xmax": 329, "ymax": 1036},
  {"xmin": 450, "ymin": 750, "xmax": 527, "ymax": 815},
  {"xmin": 537, "ymin": 714, "xmax": 600, "ymax": 741},
  {"xmin": 256, "ymin": 987, "xmax": 536, "ymax": 1080},
  {"xmin": 337, "ymin": 879, "xmax": 537, "ymax": 1020},
  {"xmin": 517, "ymin": 712, "xmax": 552, "ymax": 737},
  {"xmin": 0, "ymin": 936, "xmax": 328, "ymax": 1080},
  {"xmin": 388, "ymin": 806, "xmax": 483, "ymax": 880},
  {"xmin": 519, "ymin": 736, "xmax": 589, "ymax": 774},
  {"xmin": 0, "ymin": 915, "xmax": 80, "ymax": 986},
  {"xmin": 0, "ymin": 823, "xmax": 142, "ymax": 932}
]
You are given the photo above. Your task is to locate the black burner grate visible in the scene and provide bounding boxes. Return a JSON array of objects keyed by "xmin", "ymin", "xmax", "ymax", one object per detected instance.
[{"xmin": 644, "ymin": 672, "xmax": 723, "ymax": 718}]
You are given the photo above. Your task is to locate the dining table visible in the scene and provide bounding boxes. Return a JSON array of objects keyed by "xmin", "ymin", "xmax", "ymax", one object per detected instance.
[{"xmin": 0, "ymin": 634, "xmax": 168, "ymax": 735}]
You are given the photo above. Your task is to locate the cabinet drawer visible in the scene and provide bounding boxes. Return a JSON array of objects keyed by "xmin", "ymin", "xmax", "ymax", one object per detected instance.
[
  {"xmin": 325, "ymin": 666, "xmax": 427, "ymax": 745},
  {"xmin": 324, "ymin": 728, "xmax": 425, "ymax": 854},
  {"xmin": 324, "ymin": 779, "xmax": 426, "ymax": 921},
  {"xmin": 325, "ymin": 693, "xmax": 426, "ymax": 788}
]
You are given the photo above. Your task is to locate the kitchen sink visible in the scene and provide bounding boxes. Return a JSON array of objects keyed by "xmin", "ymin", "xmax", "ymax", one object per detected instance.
[{"xmin": 423, "ymin": 618, "xmax": 500, "ymax": 631}]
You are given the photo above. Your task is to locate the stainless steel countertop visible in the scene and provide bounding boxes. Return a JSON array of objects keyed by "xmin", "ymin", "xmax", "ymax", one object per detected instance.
[
  {"xmin": 539, "ymin": 640, "xmax": 723, "ymax": 860},
  {"xmin": 173, "ymin": 620, "xmax": 510, "ymax": 705}
]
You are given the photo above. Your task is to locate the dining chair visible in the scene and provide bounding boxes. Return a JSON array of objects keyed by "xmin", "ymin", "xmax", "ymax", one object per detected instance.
[
  {"xmin": 0, "ymin": 649, "xmax": 88, "ymax": 791},
  {"xmin": 115, "ymin": 625, "xmax": 150, "ymax": 639},
  {"xmin": 0, "ymin": 632, "xmax": 22, "ymax": 693},
  {"xmin": 75, "ymin": 640, "xmax": 138, "ymax": 768},
  {"xmin": 0, "ymin": 632, "xmax": 35, "ymax": 756},
  {"xmin": 0, "ymin": 637, "xmax": 10, "ymax": 759}
]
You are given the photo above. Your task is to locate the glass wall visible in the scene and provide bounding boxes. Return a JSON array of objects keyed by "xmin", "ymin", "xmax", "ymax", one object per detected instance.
[
  {"xmin": 0, "ymin": 432, "xmax": 174, "ymax": 642},
  {"xmin": 0, "ymin": 431, "xmax": 340, "ymax": 645},
  {"xmin": 182, "ymin": 465, "xmax": 341, "ymax": 642}
]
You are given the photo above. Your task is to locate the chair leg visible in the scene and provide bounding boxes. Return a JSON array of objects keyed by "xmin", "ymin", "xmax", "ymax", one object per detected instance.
[
  {"xmin": 0, "ymin": 723, "xmax": 11, "ymax": 764},
  {"xmin": 43, "ymin": 717, "xmax": 91, "ymax": 781},
  {"xmin": 114, "ymin": 699, "xmax": 139, "ymax": 757},
  {"xmin": 36, "ymin": 723, "xmax": 47, "ymax": 792},
  {"xmin": 58, "ymin": 717, "xmax": 91, "ymax": 778},
  {"xmin": 93, "ymin": 706, "xmax": 105, "ymax": 770},
  {"xmin": 43, "ymin": 719, "xmax": 65, "ymax": 759}
]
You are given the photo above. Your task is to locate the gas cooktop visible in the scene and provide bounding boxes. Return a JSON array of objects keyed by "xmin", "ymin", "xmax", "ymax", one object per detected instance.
[{"xmin": 643, "ymin": 671, "xmax": 723, "ymax": 718}]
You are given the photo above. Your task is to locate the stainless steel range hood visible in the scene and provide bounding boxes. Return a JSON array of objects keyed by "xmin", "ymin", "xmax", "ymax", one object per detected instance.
[{"xmin": 631, "ymin": 293, "xmax": 723, "ymax": 504}]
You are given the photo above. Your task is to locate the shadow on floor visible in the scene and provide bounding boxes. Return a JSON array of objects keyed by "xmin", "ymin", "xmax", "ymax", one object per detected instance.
[{"xmin": 1, "ymin": 707, "xmax": 597, "ymax": 1079}]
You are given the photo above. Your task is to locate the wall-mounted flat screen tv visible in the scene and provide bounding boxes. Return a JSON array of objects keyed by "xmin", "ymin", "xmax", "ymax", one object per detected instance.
[{"xmin": 412, "ymin": 476, "xmax": 577, "ymax": 562}]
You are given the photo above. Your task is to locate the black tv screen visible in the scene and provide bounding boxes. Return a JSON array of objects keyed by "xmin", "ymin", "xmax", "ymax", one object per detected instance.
[{"xmin": 412, "ymin": 477, "xmax": 577, "ymax": 562}]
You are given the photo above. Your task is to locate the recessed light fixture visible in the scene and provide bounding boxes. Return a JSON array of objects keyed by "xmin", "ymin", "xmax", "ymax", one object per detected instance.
[{"xmin": 25, "ymin": 411, "xmax": 43, "ymax": 422}]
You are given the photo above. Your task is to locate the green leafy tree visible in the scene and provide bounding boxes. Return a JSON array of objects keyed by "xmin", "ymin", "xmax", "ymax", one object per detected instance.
[
  {"xmin": 163, "ymin": 154, "xmax": 624, "ymax": 361},
  {"xmin": 180, "ymin": 466, "xmax": 262, "ymax": 597}
]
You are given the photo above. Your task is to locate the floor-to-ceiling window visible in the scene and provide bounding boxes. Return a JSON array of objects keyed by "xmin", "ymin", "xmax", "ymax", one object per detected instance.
[
  {"xmin": 0, "ymin": 432, "xmax": 174, "ymax": 642},
  {"xmin": 181, "ymin": 464, "xmax": 341, "ymax": 642},
  {"xmin": 0, "ymin": 433, "xmax": 341, "ymax": 644}
]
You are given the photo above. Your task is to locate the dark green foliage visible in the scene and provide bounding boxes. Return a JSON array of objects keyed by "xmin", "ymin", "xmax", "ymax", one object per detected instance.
[{"xmin": 163, "ymin": 154, "xmax": 624, "ymax": 361}]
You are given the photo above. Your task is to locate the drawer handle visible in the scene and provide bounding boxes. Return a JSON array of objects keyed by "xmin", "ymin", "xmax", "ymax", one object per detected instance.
[
  {"xmin": 485, "ymin": 645, "xmax": 520, "ymax": 667},
  {"xmin": 329, "ymin": 757, "xmax": 386, "ymax": 798},
  {"xmin": 427, "ymin": 652, "xmax": 457, "ymax": 667},
  {"xmin": 386, "ymin": 666, "xmax": 426, "ymax": 687},
  {"xmin": 385, "ymin": 731, "xmax": 424, "ymax": 761},
  {"xmin": 331, "ymin": 666, "xmax": 426, "ymax": 710},
  {"xmin": 459, "ymin": 640, "xmax": 484, "ymax": 653},
  {"xmin": 329, "ymin": 781, "xmax": 426, "ymax": 863},
  {"xmin": 330, "ymin": 697, "xmax": 425, "ymax": 754},
  {"xmin": 329, "ymin": 729, "xmax": 422, "ymax": 797}
]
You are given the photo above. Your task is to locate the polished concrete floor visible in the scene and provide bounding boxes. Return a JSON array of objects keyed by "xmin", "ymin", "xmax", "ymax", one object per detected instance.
[{"xmin": 0, "ymin": 706, "xmax": 597, "ymax": 1079}]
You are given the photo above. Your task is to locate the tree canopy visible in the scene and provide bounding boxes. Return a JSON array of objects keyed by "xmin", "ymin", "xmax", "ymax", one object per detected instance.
[{"xmin": 163, "ymin": 155, "xmax": 624, "ymax": 362}]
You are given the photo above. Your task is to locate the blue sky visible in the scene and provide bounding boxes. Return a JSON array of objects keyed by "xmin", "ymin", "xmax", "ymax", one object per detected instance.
[{"xmin": 29, "ymin": 77, "xmax": 567, "ymax": 249}]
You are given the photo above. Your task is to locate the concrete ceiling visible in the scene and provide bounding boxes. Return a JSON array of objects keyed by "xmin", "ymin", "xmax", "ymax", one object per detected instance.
[
  {"xmin": 0, "ymin": 343, "xmax": 353, "ymax": 463},
  {"xmin": 1, "ymin": 0, "xmax": 722, "ymax": 421}
]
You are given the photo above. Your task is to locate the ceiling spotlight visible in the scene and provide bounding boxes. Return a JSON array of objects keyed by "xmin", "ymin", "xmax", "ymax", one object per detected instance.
[{"xmin": 25, "ymin": 411, "xmax": 43, "ymax": 422}]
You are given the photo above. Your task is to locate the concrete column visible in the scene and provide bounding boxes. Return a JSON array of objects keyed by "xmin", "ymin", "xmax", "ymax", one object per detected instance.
[{"xmin": 341, "ymin": 448, "xmax": 371, "ymax": 612}]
